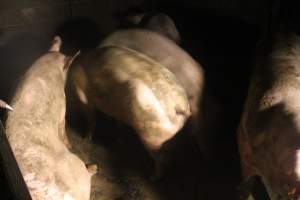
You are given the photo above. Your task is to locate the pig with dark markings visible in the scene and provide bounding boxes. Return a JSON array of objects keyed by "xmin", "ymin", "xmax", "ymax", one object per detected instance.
[
  {"xmin": 238, "ymin": 30, "xmax": 300, "ymax": 200},
  {"xmin": 100, "ymin": 15, "xmax": 205, "ymax": 154},
  {"xmin": 5, "ymin": 36, "xmax": 96, "ymax": 200},
  {"xmin": 71, "ymin": 42, "xmax": 191, "ymax": 179}
]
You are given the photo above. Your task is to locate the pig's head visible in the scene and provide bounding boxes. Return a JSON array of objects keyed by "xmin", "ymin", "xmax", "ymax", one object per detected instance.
[
  {"xmin": 261, "ymin": 144, "xmax": 300, "ymax": 200},
  {"xmin": 49, "ymin": 36, "xmax": 80, "ymax": 82},
  {"xmin": 248, "ymin": 103, "xmax": 300, "ymax": 200},
  {"xmin": 139, "ymin": 13, "xmax": 181, "ymax": 44},
  {"xmin": 125, "ymin": 12, "xmax": 181, "ymax": 44}
]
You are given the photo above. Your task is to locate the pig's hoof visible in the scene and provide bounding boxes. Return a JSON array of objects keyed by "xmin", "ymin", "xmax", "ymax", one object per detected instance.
[{"xmin": 86, "ymin": 164, "xmax": 98, "ymax": 175}]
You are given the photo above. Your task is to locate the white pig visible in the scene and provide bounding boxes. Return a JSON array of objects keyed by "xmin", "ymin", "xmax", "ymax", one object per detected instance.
[
  {"xmin": 71, "ymin": 44, "xmax": 191, "ymax": 179},
  {"xmin": 100, "ymin": 25, "xmax": 205, "ymax": 154},
  {"xmin": 5, "ymin": 36, "xmax": 96, "ymax": 200},
  {"xmin": 238, "ymin": 30, "xmax": 300, "ymax": 200}
]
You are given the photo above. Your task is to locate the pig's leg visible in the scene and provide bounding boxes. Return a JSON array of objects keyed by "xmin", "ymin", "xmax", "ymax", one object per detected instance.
[
  {"xmin": 137, "ymin": 132, "xmax": 163, "ymax": 180},
  {"xmin": 151, "ymin": 146, "xmax": 173, "ymax": 181},
  {"xmin": 149, "ymin": 148, "xmax": 165, "ymax": 181},
  {"xmin": 72, "ymin": 68, "xmax": 96, "ymax": 140},
  {"xmin": 141, "ymin": 139, "xmax": 169, "ymax": 181},
  {"xmin": 150, "ymin": 152, "xmax": 164, "ymax": 181},
  {"xmin": 188, "ymin": 100, "xmax": 208, "ymax": 156}
]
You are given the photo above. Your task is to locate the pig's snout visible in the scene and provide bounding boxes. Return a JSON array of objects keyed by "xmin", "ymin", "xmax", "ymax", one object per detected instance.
[
  {"xmin": 0, "ymin": 99, "xmax": 13, "ymax": 111},
  {"xmin": 49, "ymin": 36, "xmax": 62, "ymax": 52}
]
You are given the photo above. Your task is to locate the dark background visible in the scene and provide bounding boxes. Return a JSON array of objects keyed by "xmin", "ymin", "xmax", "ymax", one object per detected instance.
[{"xmin": 0, "ymin": 0, "xmax": 277, "ymax": 199}]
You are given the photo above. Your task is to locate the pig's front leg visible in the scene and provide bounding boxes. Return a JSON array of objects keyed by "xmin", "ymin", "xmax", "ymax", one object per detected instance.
[
  {"xmin": 151, "ymin": 145, "xmax": 174, "ymax": 181},
  {"xmin": 141, "ymin": 138, "xmax": 170, "ymax": 181},
  {"xmin": 71, "ymin": 66, "xmax": 96, "ymax": 141},
  {"xmin": 149, "ymin": 147, "xmax": 165, "ymax": 181}
]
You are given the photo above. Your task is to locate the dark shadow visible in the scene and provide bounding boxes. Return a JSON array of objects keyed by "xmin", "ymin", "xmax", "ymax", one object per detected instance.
[
  {"xmin": 239, "ymin": 176, "xmax": 271, "ymax": 200},
  {"xmin": 54, "ymin": 17, "xmax": 105, "ymax": 55}
]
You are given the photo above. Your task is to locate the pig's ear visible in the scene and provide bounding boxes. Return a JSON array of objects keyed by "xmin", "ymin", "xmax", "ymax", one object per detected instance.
[
  {"xmin": 49, "ymin": 36, "xmax": 62, "ymax": 52},
  {"xmin": 0, "ymin": 99, "xmax": 13, "ymax": 111},
  {"xmin": 64, "ymin": 50, "xmax": 81, "ymax": 71}
]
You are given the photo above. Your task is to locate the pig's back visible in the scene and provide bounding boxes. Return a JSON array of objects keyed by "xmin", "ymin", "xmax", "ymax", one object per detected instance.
[
  {"xmin": 100, "ymin": 29, "xmax": 204, "ymax": 99},
  {"xmin": 83, "ymin": 45, "xmax": 191, "ymax": 133},
  {"xmin": 6, "ymin": 52, "xmax": 66, "ymax": 137}
]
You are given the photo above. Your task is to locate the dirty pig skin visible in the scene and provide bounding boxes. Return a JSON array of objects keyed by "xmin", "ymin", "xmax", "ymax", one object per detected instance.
[
  {"xmin": 100, "ymin": 18, "xmax": 205, "ymax": 154},
  {"xmin": 238, "ymin": 30, "xmax": 300, "ymax": 200},
  {"xmin": 71, "ymin": 44, "xmax": 191, "ymax": 180},
  {"xmin": 5, "ymin": 36, "xmax": 96, "ymax": 200}
]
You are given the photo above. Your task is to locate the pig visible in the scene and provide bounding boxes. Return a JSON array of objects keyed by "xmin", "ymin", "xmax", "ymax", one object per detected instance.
[
  {"xmin": 126, "ymin": 12, "xmax": 181, "ymax": 44},
  {"xmin": 71, "ymin": 44, "xmax": 191, "ymax": 179},
  {"xmin": 5, "ymin": 36, "xmax": 96, "ymax": 200},
  {"xmin": 238, "ymin": 30, "xmax": 300, "ymax": 200},
  {"xmin": 100, "ymin": 21, "xmax": 205, "ymax": 154}
]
